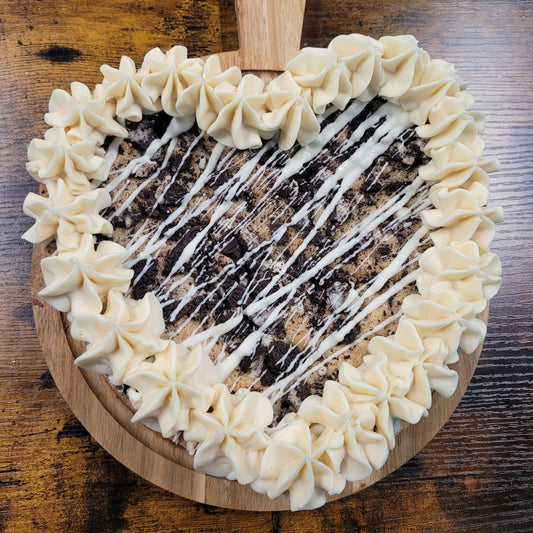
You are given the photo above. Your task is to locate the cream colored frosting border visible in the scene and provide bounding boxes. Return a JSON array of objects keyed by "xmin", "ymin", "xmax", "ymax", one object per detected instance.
[{"xmin": 23, "ymin": 34, "xmax": 503, "ymax": 511}]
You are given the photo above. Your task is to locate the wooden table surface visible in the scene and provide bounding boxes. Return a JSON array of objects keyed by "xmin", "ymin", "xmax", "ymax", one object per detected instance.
[{"xmin": 1, "ymin": 1, "xmax": 531, "ymax": 531}]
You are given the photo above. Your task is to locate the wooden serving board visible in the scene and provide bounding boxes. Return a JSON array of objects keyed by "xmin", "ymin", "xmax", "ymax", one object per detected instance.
[
  {"xmin": 31, "ymin": 245, "xmax": 488, "ymax": 511},
  {"xmin": 30, "ymin": 0, "xmax": 489, "ymax": 511}
]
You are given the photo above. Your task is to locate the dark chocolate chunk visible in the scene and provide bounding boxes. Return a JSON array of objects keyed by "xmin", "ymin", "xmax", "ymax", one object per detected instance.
[
  {"xmin": 162, "ymin": 301, "xmax": 179, "ymax": 322},
  {"xmin": 260, "ymin": 369, "xmax": 276, "ymax": 386},
  {"xmin": 276, "ymin": 179, "xmax": 297, "ymax": 198},
  {"xmin": 378, "ymin": 244, "xmax": 391, "ymax": 256},
  {"xmin": 271, "ymin": 222, "xmax": 289, "ymax": 245},
  {"xmin": 150, "ymin": 203, "xmax": 172, "ymax": 220},
  {"xmin": 221, "ymin": 234, "xmax": 248, "ymax": 262},
  {"xmin": 264, "ymin": 341, "xmax": 294, "ymax": 374},
  {"xmin": 226, "ymin": 283, "xmax": 246, "ymax": 307},
  {"xmin": 110, "ymin": 208, "xmax": 143, "ymax": 229},
  {"xmin": 131, "ymin": 260, "xmax": 159, "ymax": 299},
  {"xmin": 238, "ymin": 355, "xmax": 253, "ymax": 373},
  {"xmin": 162, "ymin": 225, "xmax": 204, "ymax": 276},
  {"xmin": 208, "ymin": 168, "xmax": 232, "ymax": 189},
  {"xmin": 163, "ymin": 181, "xmax": 188, "ymax": 205},
  {"xmin": 294, "ymin": 381, "xmax": 310, "ymax": 401},
  {"xmin": 343, "ymin": 322, "xmax": 361, "ymax": 344},
  {"xmin": 213, "ymin": 306, "xmax": 235, "ymax": 325},
  {"xmin": 232, "ymin": 318, "xmax": 255, "ymax": 339},
  {"xmin": 363, "ymin": 178, "xmax": 382, "ymax": 194},
  {"xmin": 125, "ymin": 112, "xmax": 172, "ymax": 151}
]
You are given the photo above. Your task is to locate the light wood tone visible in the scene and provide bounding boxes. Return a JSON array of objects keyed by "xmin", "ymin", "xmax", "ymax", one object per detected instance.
[
  {"xmin": 3, "ymin": 0, "xmax": 532, "ymax": 530},
  {"xmin": 31, "ymin": 237, "xmax": 488, "ymax": 511},
  {"xmin": 217, "ymin": 0, "xmax": 306, "ymax": 77}
]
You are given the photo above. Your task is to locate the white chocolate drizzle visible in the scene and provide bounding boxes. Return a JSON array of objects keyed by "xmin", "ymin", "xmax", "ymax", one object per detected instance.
[
  {"xmin": 24, "ymin": 36, "xmax": 503, "ymax": 512},
  {"xmin": 104, "ymin": 99, "xmax": 431, "ymax": 405}
]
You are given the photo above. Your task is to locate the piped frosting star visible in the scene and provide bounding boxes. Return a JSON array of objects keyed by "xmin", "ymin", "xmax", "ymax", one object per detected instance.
[
  {"xmin": 252, "ymin": 419, "xmax": 345, "ymax": 511},
  {"xmin": 416, "ymin": 96, "xmax": 485, "ymax": 156},
  {"xmin": 328, "ymin": 33, "xmax": 384, "ymax": 101},
  {"xmin": 26, "ymin": 127, "xmax": 108, "ymax": 194},
  {"xmin": 38, "ymin": 233, "xmax": 132, "ymax": 316},
  {"xmin": 421, "ymin": 187, "xmax": 504, "ymax": 252},
  {"xmin": 44, "ymin": 81, "xmax": 128, "ymax": 144},
  {"xmin": 368, "ymin": 316, "xmax": 458, "ymax": 407},
  {"xmin": 286, "ymin": 47, "xmax": 352, "ymax": 114},
  {"xmin": 339, "ymin": 352, "xmax": 427, "ymax": 449},
  {"xmin": 176, "ymin": 55, "xmax": 242, "ymax": 131},
  {"xmin": 263, "ymin": 72, "xmax": 320, "ymax": 150},
  {"xmin": 124, "ymin": 342, "xmax": 218, "ymax": 438},
  {"xmin": 419, "ymin": 141, "xmax": 499, "ymax": 195},
  {"xmin": 22, "ymin": 179, "xmax": 112, "ymax": 251},
  {"xmin": 378, "ymin": 35, "xmax": 430, "ymax": 99},
  {"xmin": 140, "ymin": 46, "xmax": 205, "ymax": 116},
  {"xmin": 207, "ymin": 74, "xmax": 271, "ymax": 149},
  {"xmin": 71, "ymin": 291, "xmax": 167, "ymax": 385},
  {"xmin": 417, "ymin": 240, "xmax": 502, "ymax": 318},
  {"xmin": 185, "ymin": 384, "xmax": 273, "ymax": 484},
  {"xmin": 401, "ymin": 290, "xmax": 487, "ymax": 356},
  {"xmin": 298, "ymin": 380, "xmax": 389, "ymax": 482},
  {"xmin": 101, "ymin": 56, "xmax": 157, "ymax": 121}
]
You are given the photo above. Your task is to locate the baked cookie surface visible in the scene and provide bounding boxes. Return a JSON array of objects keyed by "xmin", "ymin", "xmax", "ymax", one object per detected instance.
[
  {"xmin": 23, "ymin": 35, "xmax": 502, "ymax": 510},
  {"xmin": 107, "ymin": 99, "xmax": 431, "ymax": 422}
]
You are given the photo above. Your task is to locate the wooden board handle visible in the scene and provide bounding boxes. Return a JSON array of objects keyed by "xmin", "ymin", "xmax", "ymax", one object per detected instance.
[
  {"xmin": 225, "ymin": 0, "xmax": 306, "ymax": 72},
  {"xmin": 235, "ymin": 0, "xmax": 306, "ymax": 71}
]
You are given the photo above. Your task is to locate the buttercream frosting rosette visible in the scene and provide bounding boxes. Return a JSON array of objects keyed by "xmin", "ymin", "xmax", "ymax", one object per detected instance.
[{"xmin": 23, "ymin": 34, "xmax": 502, "ymax": 511}]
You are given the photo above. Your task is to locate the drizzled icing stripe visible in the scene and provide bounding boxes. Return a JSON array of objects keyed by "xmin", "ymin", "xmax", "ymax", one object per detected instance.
[
  {"xmin": 25, "ymin": 36, "xmax": 502, "ymax": 512},
  {"xmin": 112, "ymin": 99, "xmax": 373, "ymax": 271},
  {"xmin": 104, "ymin": 99, "xmax": 429, "ymax": 404},
  {"xmin": 266, "ymin": 228, "xmax": 427, "ymax": 403}
]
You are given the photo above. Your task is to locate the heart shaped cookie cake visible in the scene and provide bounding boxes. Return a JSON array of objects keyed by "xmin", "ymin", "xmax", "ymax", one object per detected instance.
[{"xmin": 23, "ymin": 34, "xmax": 502, "ymax": 510}]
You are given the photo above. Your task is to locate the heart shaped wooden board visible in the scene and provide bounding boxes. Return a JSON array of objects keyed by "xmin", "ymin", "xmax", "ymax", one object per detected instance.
[{"xmin": 30, "ymin": 0, "xmax": 489, "ymax": 512}]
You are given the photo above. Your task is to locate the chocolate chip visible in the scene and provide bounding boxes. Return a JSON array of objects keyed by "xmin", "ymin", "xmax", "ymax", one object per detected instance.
[
  {"xmin": 264, "ymin": 341, "xmax": 293, "ymax": 374},
  {"xmin": 163, "ymin": 181, "xmax": 187, "ymax": 205},
  {"xmin": 239, "ymin": 356, "xmax": 253, "ymax": 372},
  {"xmin": 221, "ymin": 234, "xmax": 247, "ymax": 262},
  {"xmin": 132, "ymin": 260, "xmax": 159, "ymax": 299},
  {"xmin": 260, "ymin": 369, "xmax": 276, "ymax": 386}
]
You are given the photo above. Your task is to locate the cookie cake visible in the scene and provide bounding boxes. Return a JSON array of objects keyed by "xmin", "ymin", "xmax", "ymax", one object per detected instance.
[{"xmin": 23, "ymin": 32, "xmax": 502, "ymax": 510}]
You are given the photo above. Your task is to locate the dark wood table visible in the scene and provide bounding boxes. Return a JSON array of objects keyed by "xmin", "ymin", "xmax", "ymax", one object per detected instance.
[{"xmin": 1, "ymin": 1, "xmax": 531, "ymax": 531}]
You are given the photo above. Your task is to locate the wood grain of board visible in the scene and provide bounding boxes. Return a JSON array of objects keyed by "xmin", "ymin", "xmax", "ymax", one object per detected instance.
[
  {"xmin": 2, "ymin": 0, "xmax": 532, "ymax": 531},
  {"xmin": 30, "ymin": 242, "xmax": 490, "ymax": 511}
]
